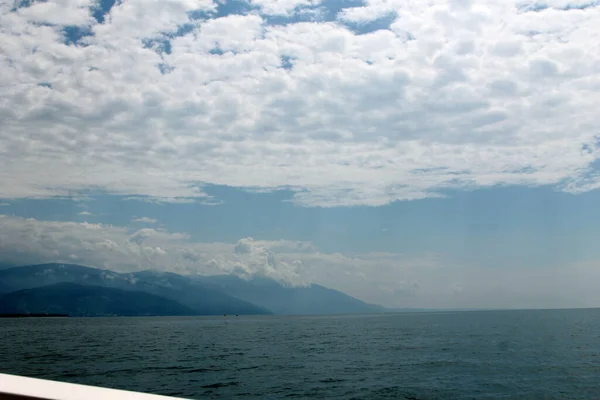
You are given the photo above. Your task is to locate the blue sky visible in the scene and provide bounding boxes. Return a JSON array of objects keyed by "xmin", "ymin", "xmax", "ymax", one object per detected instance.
[
  {"xmin": 2, "ymin": 183, "xmax": 600, "ymax": 267},
  {"xmin": 1, "ymin": 0, "xmax": 600, "ymax": 308}
]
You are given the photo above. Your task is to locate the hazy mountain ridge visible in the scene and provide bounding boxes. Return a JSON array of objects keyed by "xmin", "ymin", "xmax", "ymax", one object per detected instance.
[
  {"xmin": 0, "ymin": 283, "xmax": 196, "ymax": 317},
  {"xmin": 0, "ymin": 264, "xmax": 270, "ymax": 316},
  {"xmin": 0, "ymin": 264, "xmax": 387, "ymax": 316},
  {"xmin": 195, "ymin": 274, "xmax": 386, "ymax": 315}
]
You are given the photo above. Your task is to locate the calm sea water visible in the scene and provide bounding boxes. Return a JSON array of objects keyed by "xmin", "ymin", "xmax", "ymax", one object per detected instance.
[{"xmin": 1, "ymin": 309, "xmax": 600, "ymax": 399}]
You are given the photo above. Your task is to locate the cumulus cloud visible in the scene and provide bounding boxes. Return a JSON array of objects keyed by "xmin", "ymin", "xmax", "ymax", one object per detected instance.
[
  {"xmin": 2, "ymin": 214, "xmax": 600, "ymax": 308},
  {"xmin": 229, "ymin": 237, "xmax": 307, "ymax": 284},
  {"xmin": 0, "ymin": 215, "xmax": 306, "ymax": 284},
  {"xmin": 78, "ymin": 211, "xmax": 92, "ymax": 216},
  {"xmin": 133, "ymin": 217, "xmax": 158, "ymax": 224},
  {"xmin": 249, "ymin": 0, "xmax": 322, "ymax": 16},
  {"xmin": 0, "ymin": 0, "xmax": 600, "ymax": 206}
]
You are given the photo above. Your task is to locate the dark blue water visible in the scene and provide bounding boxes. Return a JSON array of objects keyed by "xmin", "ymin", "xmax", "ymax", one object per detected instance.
[{"xmin": 1, "ymin": 309, "xmax": 600, "ymax": 399}]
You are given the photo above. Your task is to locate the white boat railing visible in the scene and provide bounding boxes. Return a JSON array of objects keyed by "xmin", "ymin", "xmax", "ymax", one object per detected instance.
[{"xmin": 0, "ymin": 373, "xmax": 186, "ymax": 400}]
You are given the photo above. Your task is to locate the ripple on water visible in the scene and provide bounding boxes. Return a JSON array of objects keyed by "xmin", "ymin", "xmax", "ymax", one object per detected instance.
[
  {"xmin": 201, "ymin": 381, "xmax": 239, "ymax": 389},
  {"xmin": 2, "ymin": 310, "xmax": 600, "ymax": 399}
]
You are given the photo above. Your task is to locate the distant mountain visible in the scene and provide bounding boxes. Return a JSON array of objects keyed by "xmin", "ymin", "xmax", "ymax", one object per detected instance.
[
  {"xmin": 0, "ymin": 262, "xmax": 16, "ymax": 270},
  {"xmin": 0, "ymin": 283, "xmax": 195, "ymax": 317},
  {"xmin": 129, "ymin": 270, "xmax": 272, "ymax": 315},
  {"xmin": 0, "ymin": 264, "xmax": 270, "ymax": 316},
  {"xmin": 0, "ymin": 264, "xmax": 387, "ymax": 316},
  {"xmin": 195, "ymin": 274, "xmax": 386, "ymax": 315}
]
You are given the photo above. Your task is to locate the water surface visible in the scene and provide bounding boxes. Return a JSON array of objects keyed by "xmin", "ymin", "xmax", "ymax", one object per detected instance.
[{"xmin": 1, "ymin": 309, "xmax": 600, "ymax": 399}]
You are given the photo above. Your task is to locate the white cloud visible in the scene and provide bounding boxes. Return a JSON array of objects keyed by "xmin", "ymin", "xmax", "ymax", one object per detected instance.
[
  {"xmin": 78, "ymin": 211, "xmax": 92, "ymax": 216},
  {"xmin": 229, "ymin": 237, "xmax": 306, "ymax": 284},
  {"xmin": 0, "ymin": 0, "xmax": 599, "ymax": 206},
  {"xmin": 249, "ymin": 0, "xmax": 322, "ymax": 16},
  {"xmin": 15, "ymin": 0, "xmax": 95, "ymax": 26},
  {"xmin": 2, "ymin": 214, "xmax": 600, "ymax": 308},
  {"xmin": 133, "ymin": 217, "xmax": 158, "ymax": 224}
]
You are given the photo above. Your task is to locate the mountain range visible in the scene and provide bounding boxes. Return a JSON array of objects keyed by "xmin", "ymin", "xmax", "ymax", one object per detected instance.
[
  {"xmin": 0, "ymin": 283, "xmax": 196, "ymax": 317},
  {"xmin": 195, "ymin": 274, "xmax": 384, "ymax": 315},
  {"xmin": 0, "ymin": 263, "xmax": 385, "ymax": 317}
]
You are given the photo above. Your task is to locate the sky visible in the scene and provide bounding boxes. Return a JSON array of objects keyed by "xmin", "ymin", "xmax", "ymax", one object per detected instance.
[{"xmin": 1, "ymin": 0, "xmax": 600, "ymax": 309}]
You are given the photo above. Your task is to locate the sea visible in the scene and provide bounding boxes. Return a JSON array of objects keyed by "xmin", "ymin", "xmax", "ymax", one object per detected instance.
[{"xmin": 1, "ymin": 309, "xmax": 600, "ymax": 399}]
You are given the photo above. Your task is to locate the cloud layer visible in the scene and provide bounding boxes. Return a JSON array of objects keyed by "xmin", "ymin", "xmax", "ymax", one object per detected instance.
[
  {"xmin": 1, "ymin": 0, "xmax": 600, "ymax": 205},
  {"xmin": 2, "ymin": 214, "xmax": 600, "ymax": 309}
]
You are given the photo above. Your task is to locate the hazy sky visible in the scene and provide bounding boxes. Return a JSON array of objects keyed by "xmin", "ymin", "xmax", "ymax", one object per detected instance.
[{"xmin": 1, "ymin": 0, "xmax": 600, "ymax": 309}]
